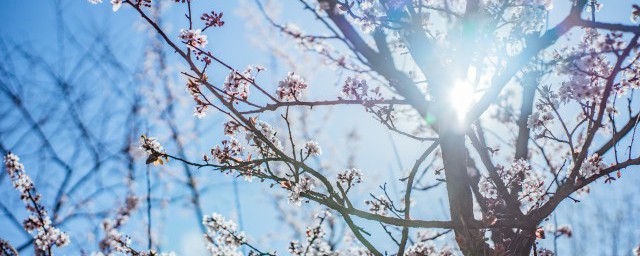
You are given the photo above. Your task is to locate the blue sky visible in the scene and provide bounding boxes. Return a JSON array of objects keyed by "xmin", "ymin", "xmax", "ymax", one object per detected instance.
[{"xmin": 1, "ymin": 0, "xmax": 640, "ymax": 255}]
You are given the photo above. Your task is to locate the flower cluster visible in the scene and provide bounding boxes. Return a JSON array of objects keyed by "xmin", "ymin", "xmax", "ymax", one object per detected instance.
[
  {"xmin": 249, "ymin": 120, "xmax": 283, "ymax": 155},
  {"xmin": 186, "ymin": 78, "xmax": 209, "ymax": 118},
  {"xmin": 519, "ymin": 167, "xmax": 546, "ymax": 205},
  {"xmin": 633, "ymin": 5, "xmax": 640, "ymax": 23},
  {"xmin": 364, "ymin": 195, "xmax": 391, "ymax": 216},
  {"xmin": 621, "ymin": 62, "xmax": 640, "ymax": 91},
  {"xmin": 510, "ymin": 0, "xmax": 552, "ymax": 34},
  {"xmin": 337, "ymin": 168, "xmax": 364, "ymax": 188},
  {"xmin": 87, "ymin": 0, "xmax": 123, "ymax": 12},
  {"xmin": 354, "ymin": 0, "xmax": 383, "ymax": 33},
  {"xmin": 95, "ymin": 232, "xmax": 175, "ymax": 256},
  {"xmin": 223, "ymin": 66, "xmax": 264, "ymax": 101},
  {"xmin": 140, "ymin": 135, "xmax": 164, "ymax": 156},
  {"xmin": 555, "ymin": 28, "xmax": 628, "ymax": 105},
  {"xmin": 479, "ymin": 159, "xmax": 547, "ymax": 210},
  {"xmin": 342, "ymin": 77, "xmax": 369, "ymax": 100},
  {"xmin": 341, "ymin": 77, "xmax": 382, "ymax": 101},
  {"xmin": 0, "ymin": 239, "xmax": 17, "ymax": 256},
  {"xmin": 579, "ymin": 153, "xmax": 607, "ymax": 178},
  {"xmin": 528, "ymin": 86, "xmax": 558, "ymax": 133},
  {"xmin": 404, "ymin": 242, "xmax": 453, "ymax": 256},
  {"xmin": 558, "ymin": 53, "xmax": 609, "ymax": 103},
  {"xmin": 140, "ymin": 135, "xmax": 168, "ymax": 165},
  {"xmin": 288, "ymin": 211, "xmax": 333, "ymax": 255},
  {"xmin": 201, "ymin": 11, "xmax": 225, "ymax": 29},
  {"xmin": 4, "ymin": 153, "xmax": 70, "ymax": 253},
  {"xmin": 286, "ymin": 175, "xmax": 316, "ymax": 206},
  {"xmin": 304, "ymin": 141, "xmax": 322, "ymax": 157},
  {"xmin": 99, "ymin": 195, "xmax": 139, "ymax": 253},
  {"xmin": 223, "ymin": 120, "xmax": 242, "ymax": 136},
  {"xmin": 111, "ymin": 0, "xmax": 123, "ymax": 11},
  {"xmin": 211, "ymin": 138, "xmax": 244, "ymax": 164},
  {"xmin": 202, "ymin": 213, "xmax": 246, "ymax": 256},
  {"xmin": 179, "ymin": 29, "xmax": 208, "ymax": 49},
  {"xmin": 276, "ymin": 72, "xmax": 308, "ymax": 101}
]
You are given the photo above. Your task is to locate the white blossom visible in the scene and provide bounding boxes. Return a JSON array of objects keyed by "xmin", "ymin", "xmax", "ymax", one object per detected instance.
[
  {"xmin": 342, "ymin": 77, "xmax": 369, "ymax": 100},
  {"xmin": 111, "ymin": 0, "xmax": 122, "ymax": 12},
  {"xmin": 34, "ymin": 227, "xmax": 70, "ymax": 251},
  {"xmin": 287, "ymin": 175, "xmax": 315, "ymax": 206},
  {"xmin": 223, "ymin": 121, "xmax": 241, "ymax": 136},
  {"xmin": 249, "ymin": 120, "xmax": 283, "ymax": 155},
  {"xmin": 4, "ymin": 153, "xmax": 70, "ymax": 252},
  {"xmin": 211, "ymin": 137, "xmax": 244, "ymax": 164},
  {"xmin": 478, "ymin": 159, "xmax": 547, "ymax": 210},
  {"xmin": 337, "ymin": 168, "xmax": 363, "ymax": 187},
  {"xmin": 139, "ymin": 135, "xmax": 164, "ymax": 156},
  {"xmin": 277, "ymin": 72, "xmax": 308, "ymax": 101},
  {"xmin": 223, "ymin": 66, "xmax": 264, "ymax": 101},
  {"xmin": 179, "ymin": 29, "xmax": 208, "ymax": 49},
  {"xmin": 404, "ymin": 242, "xmax": 453, "ymax": 256},
  {"xmin": 579, "ymin": 154, "xmax": 606, "ymax": 178},
  {"xmin": 186, "ymin": 79, "xmax": 208, "ymax": 118},
  {"xmin": 202, "ymin": 213, "xmax": 246, "ymax": 255},
  {"xmin": 304, "ymin": 141, "xmax": 322, "ymax": 157},
  {"xmin": 364, "ymin": 195, "xmax": 391, "ymax": 216}
]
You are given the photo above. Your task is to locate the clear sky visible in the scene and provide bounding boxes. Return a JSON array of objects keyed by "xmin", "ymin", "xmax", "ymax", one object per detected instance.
[{"xmin": 1, "ymin": 0, "xmax": 639, "ymax": 255}]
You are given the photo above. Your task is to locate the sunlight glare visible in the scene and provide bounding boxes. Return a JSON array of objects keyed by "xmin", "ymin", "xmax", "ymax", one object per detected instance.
[{"xmin": 450, "ymin": 79, "xmax": 475, "ymax": 123}]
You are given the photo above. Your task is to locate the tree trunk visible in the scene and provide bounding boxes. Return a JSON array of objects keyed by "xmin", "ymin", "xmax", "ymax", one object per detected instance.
[{"xmin": 438, "ymin": 108, "xmax": 493, "ymax": 255}]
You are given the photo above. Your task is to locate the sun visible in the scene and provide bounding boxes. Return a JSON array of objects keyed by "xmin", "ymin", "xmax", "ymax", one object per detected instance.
[{"xmin": 449, "ymin": 68, "xmax": 477, "ymax": 123}]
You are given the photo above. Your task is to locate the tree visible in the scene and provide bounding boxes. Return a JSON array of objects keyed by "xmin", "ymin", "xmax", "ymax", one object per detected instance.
[{"xmin": 2, "ymin": 0, "xmax": 640, "ymax": 255}]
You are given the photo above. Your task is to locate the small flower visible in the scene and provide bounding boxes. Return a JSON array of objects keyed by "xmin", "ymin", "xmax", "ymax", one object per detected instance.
[
  {"xmin": 111, "ymin": 0, "xmax": 123, "ymax": 12},
  {"xmin": 186, "ymin": 78, "xmax": 209, "ymax": 118},
  {"xmin": 139, "ymin": 135, "xmax": 167, "ymax": 165},
  {"xmin": 4, "ymin": 153, "xmax": 70, "ymax": 252},
  {"xmin": 202, "ymin": 213, "xmax": 246, "ymax": 254},
  {"xmin": 88, "ymin": 0, "xmax": 103, "ymax": 4},
  {"xmin": 211, "ymin": 138, "xmax": 244, "ymax": 164},
  {"xmin": 337, "ymin": 168, "xmax": 363, "ymax": 187},
  {"xmin": 139, "ymin": 135, "xmax": 164, "ymax": 156},
  {"xmin": 223, "ymin": 121, "xmax": 241, "ymax": 136},
  {"xmin": 277, "ymin": 72, "xmax": 308, "ymax": 101},
  {"xmin": 478, "ymin": 175, "xmax": 498, "ymax": 199},
  {"xmin": 342, "ymin": 77, "xmax": 369, "ymax": 100},
  {"xmin": 35, "ymin": 226, "xmax": 70, "ymax": 251},
  {"xmin": 201, "ymin": 11, "xmax": 225, "ymax": 28},
  {"xmin": 632, "ymin": 5, "xmax": 640, "ymax": 23},
  {"xmin": 179, "ymin": 29, "xmax": 208, "ymax": 49},
  {"xmin": 579, "ymin": 154, "xmax": 606, "ymax": 178},
  {"xmin": 364, "ymin": 195, "xmax": 390, "ymax": 216},
  {"xmin": 404, "ymin": 242, "xmax": 453, "ymax": 256},
  {"xmin": 223, "ymin": 66, "xmax": 264, "ymax": 101},
  {"xmin": 304, "ymin": 141, "xmax": 322, "ymax": 157},
  {"xmin": 287, "ymin": 175, "xmax": 315, "ymax": 206}
]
